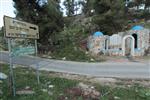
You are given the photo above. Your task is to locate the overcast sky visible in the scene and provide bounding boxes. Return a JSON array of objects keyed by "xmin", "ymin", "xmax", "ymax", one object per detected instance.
[
  {"xmin": 0, "ymin": 0, "xmax": 15, "ymax": 27},
  {"xmin": 0, "ymin": 0, "xmax": 82, "ymax": 27},
  {"xmin": 0, "ymin": 0, "xmax": 65, "ymax": 27}
]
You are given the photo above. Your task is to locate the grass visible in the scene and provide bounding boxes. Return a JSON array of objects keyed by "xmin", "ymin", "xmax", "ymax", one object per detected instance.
[
  {"xmin": 0, "ymin": 64, "xmax": 77, "ymax": 100},
  {"xmin": 145, "ymin": 22, "xmax": 150, "ymax": 29},
  {"xmin": 0, "ymin": 63, "xmax": 150, "ymax": 100},
  {"xmin": 49, "ymin": 43, "xmax": 98, "ymax": 62}
]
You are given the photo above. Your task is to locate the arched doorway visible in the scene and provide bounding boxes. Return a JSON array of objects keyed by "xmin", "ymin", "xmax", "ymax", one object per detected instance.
[
  {"xmin": 132, "ymin": 33, "xmax": 138, "ymax": 49},
  {"xmin": 122, "ymin": 35, "xmax": 135, "ymax": 56},
  {"xmin": 105, "ymin": 39, "xmax": 108, "ymax": 50}
]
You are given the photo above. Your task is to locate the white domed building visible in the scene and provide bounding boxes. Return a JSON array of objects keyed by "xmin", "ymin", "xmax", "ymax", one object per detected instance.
[{"xmin": 88, "ymin": 25, "xmax": 150, "ymax": 56}]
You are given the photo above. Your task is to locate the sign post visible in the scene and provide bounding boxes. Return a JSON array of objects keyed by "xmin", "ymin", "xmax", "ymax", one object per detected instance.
[
  {"xmin": 3, "ymin": 15, "xmax": 40, "ymax": 96},
  {"xmin": 35, "ymin": 39, "xmax": 40, "ymax": 84},
  {"xmin": 8, "ymin": 38, "xmax": 16, "ymax": 96}
]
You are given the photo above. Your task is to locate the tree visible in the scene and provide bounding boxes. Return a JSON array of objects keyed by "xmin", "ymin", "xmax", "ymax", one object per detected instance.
[
  {"xmin": 134, "ymin": 0, "xmax": 144, "ymax": 10},
  {"xmin": 92, "ymin": 0, "xmax": 127, "ymax": 35},
  {"xmin": 0, "ymin": 27, "xmax": 4, "ymax": 37},
  {"xmin": 63, "ymin": 0, "xmax": 75, "ymax": 16},
  {"xmin": 144, "ymin": 0, "xmax": 150, "ymax": 12},
  {"xmin": 13, "ymin": 0, "xmax": 64, "ymax": 45},
  {"xmin": 79, "ymin": 0, "xmax": 95, "ymax": 16}
]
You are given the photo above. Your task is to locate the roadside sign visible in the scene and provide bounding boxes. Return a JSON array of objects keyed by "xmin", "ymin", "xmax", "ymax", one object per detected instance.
[
  {"xmin": 3, "ymin": 16, "xmax": 39, "ymax": 39},
  {"xmin": 12, "ymin": 46, "xmax": 35, "ymax": 56},
  {"xmin": 4, "ymin": 15, "xmax": 40, "ymax": 96}
]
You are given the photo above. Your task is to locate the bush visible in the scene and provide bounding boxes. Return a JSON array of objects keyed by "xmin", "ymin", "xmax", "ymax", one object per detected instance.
[{"xmin": 51, "ymin": 44, "xmax": 91, "ymax": 61}]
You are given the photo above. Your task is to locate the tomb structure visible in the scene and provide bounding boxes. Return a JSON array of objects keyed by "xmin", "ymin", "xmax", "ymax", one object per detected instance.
[{"xmin": 87, "ymin": 25, "xmax": 150, "ymax": 56}]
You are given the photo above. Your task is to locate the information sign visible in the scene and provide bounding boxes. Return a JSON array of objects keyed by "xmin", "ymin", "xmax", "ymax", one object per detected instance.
[
  {"xmin": 12, "ymin": 46, "xmax": 35, "ymax": 56},
  {"xmin": 4, "ymin": 16, "xmax": 39, "ymax": 39}
]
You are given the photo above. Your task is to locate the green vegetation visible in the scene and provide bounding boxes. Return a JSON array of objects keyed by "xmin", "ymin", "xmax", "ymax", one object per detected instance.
[
  {"xmin": 0, "ymin": 64, "xmax": 78, "ymax": 100},
  {"xmin": 98, "ymin": 85, "xmax": 150, "ymax": 100},
  {"xmin": 49, "ymin": 26, "xmax": 92, "ymax": 61},
  {"xmin": 1, "ymin": 0, "xmax": 149, "ymax": 61},
  {"xmin": 51, "ymin": 44, "xmax": 91, "ymax": 61},
  {"xmin": 92, "ymin": 0, "xmax": 126, "ymax": 35},
  {"xmin": 0, "ymin": 64, "xmax": 150, "ymax": 100},
  {"xmin": 13, "ymin": 0, "xmax": 64, "ymax": 45},
  {"xmin": 145, "ymin": 22, "xmax": 150, "ymax": 29},
  {"xmin": 0, "ymin": 27, "xmax": 7, "ymax": 51}
]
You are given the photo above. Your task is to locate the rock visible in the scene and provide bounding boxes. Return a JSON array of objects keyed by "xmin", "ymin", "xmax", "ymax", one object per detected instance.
[
  {"xmin": 85, "ymin": 51, "xmax": 89, "ymax": 54},
  {"xmin": 42, "ymin": 55, "xmax": 47, "ymax": 58},
  {"xmin": 25, "ymin": 86, "xmax": 31, "ymax": 90},
  {"xmin": 92, "ymin": 90, "xmax": 100, "ymax": 96},
  {"xmin": 147, "ymin": 20, "xmax": 150, "ymax": 23},
  {"xmin": 82, "ymin": 90, "xmax": 91, "ymax": 98},
  {"xmin": 78, "ymin": 82, "xmax": 89, "ymax": 90},
  {"xmin": 82, "ymin": 88, "xmax": 100, "ymax": 100},
  {"xmin": 0, "ymin": 72, "xmax": 7, "ymax": 80},
  {"xmin": 13, "ymin": 65, "xmax": 17, "ymax": 69},
  {"xmin": 91, "ymin": 90, "xmax": 100, "ymax": 99},
  {"xmin": 66, "ymin": 87, "xmax": 82, "ymax": 96},
  {"xmin": 25, "ymin": 71, "xmax": 29, "ymax": 74},
  {"xmin": 48, "ymin": 85, "xmax": 54, "ymax": 88},
  {"xmin": 90, "ymin": 58, "xmax": 94, "ymax": 61},
  {"xmin": 78, "ymin": 82, "xmax": 100, "ymax": 100},
  {"xmin": 46, "ymin": 81, "xmax": 51, "ymax": 84},
  {"xmin": 114, "ymin": 96, "xmax": 120, "ymax": 100},
  {"xmin": 16, "ymin": 90, "xmax": 35, "ymax": 95},
  {"xmin": 65, "ymin": 97, "xmax": 68, "ymax": 100},
  {"xmin": 62, "ymin": 57, "xmax": 66, "ymax": 60},
  {"xmin": 58, "ymin": 95, "xmax": 67, "ymax": 100},
  {"xmin": 91, "ymin": 86, "xmax": 95, "ymax": 89},
  {"xmin": 41, "ymin": 89, "xmax": 48, "ymax": 92},
  {"xmin": 48, "ymin": 56, "xmax": 52, "ymax": 59},
  {"xmin": 48, "ymin": 91, "xmax": 53, "ymax": 96},
  {"xmin": 127, "ymin": 85, "xmax": 131, "ymax": 88},
  {"xmin": 145, "ymin": 92, "xmax": 150, "ymax": 96}
]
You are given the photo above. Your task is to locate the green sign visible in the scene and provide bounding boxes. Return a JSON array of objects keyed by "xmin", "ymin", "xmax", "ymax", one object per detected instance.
[{"xmin": 12, "ymin": 46, "xmax": 35, "ymax": 56}]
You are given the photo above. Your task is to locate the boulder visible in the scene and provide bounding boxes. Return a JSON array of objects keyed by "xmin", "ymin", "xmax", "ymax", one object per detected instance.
[
  {"xmin": 66, "ymin": 87, "xmax": 82, "ymax": 96},
  {"xmin": 62, "ymin": 57, "xmax": 66, "ymax": 60},
  {"xmin": 78, "ymin": 82, "xmax": 89, "ymax": 90},
  {"xmin": 78, "ymin": 82, "xmax": 100, "ymax": 100},
  {"xmin": 48, "ymin": 85, "xmax": 54, "ymax": 88},
  {"xmin": 41, "ymin": 89, "xmax": 48, "ymax": 92},
  {"xmin": 0, "ymin": 72, "xmax": 7, "ymax": 80}
]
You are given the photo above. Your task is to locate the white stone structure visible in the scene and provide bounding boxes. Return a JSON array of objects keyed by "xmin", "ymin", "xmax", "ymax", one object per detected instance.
[
  {"xmin": 88, "ymin": 26, "xmax": 150, "ymax": 56},
  {"xmin": 122, "ymin": 35, "xmax": 135, "ymax": 56}
]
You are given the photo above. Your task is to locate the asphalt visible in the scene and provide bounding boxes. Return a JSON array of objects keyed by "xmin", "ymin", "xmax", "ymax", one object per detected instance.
[{"xmin": 0, "ymin": 51, "xmax": 150, "ymax": 79}]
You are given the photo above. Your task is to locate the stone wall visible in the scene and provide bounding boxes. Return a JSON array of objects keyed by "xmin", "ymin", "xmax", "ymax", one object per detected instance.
[{"xmin": 87, "ymin": 28, "xmax": 150, "ymax": 56}]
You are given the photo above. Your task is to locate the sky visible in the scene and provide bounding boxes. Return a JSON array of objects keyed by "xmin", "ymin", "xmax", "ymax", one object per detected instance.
[
  {"xmin": 0, "ymin": 0, "xmax": 66, "ymax": 27},
  {"xmin": 0, "ymin": 0, "xmax": 81, "ymax": 27},
  {"xmin": 0, "ymin": 0, "xmax": 15, "ymax": 27}
]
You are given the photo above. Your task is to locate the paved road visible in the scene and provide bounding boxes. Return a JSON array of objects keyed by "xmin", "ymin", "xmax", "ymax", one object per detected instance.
[{"xmin": 0, "ymin": 52, "xmax": 150, "ymax": 79}]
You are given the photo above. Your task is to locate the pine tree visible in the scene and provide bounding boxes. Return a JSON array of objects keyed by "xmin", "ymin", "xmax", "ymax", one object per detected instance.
[
  {"xmin": 92, "ymin": 0, "xmax": 126, "ymax": 35},
  {"xmin": 13, "ymin": 0, "xmax": 64, "ymax": 45},
  {"xmin": 63, "ymin": 0, "xmax": 75, "ymax": 16},
  {"xmin": 144, "ymin": 0, "xmax": 150, "ymax": 11}
]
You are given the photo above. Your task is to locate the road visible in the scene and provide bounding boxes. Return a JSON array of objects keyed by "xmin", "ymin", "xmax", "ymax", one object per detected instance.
[{"xmin": 0, "ymin": 51, "xmax": 150, "ymax": 79}]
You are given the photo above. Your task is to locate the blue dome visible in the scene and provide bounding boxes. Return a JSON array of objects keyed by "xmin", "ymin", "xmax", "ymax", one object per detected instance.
[
  {"xmin": 93, "ymin": 31, "xmax": 103, "ymax": 37},
  {"xmin": 131, "ymin": 25, "xmax": 144, "ymax": 30}
]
